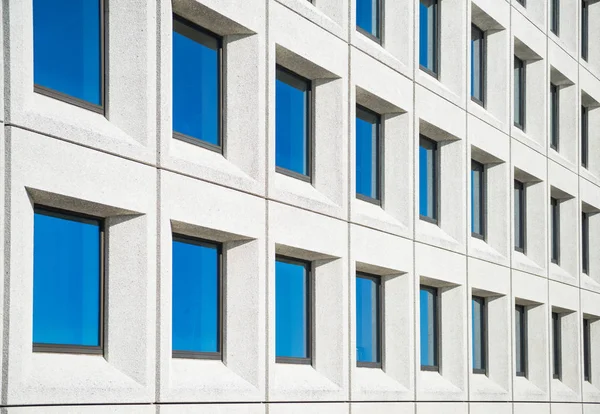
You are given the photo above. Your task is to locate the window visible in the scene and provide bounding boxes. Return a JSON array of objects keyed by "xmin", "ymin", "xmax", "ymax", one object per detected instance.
[
  {"xmin": 471, "ymin": 160, "xmax": 485, "ymax": 239},
  {"xmin": 173, "ymin": 16, "xmax": 221, "ymax": 150},
  {"xmin": 172, "ymin": 236, "xmax": 221, "ymax": 359},
  {"xmin": 582, "ymin": 106, "xmax": 589, "ymax": 168},
  {"xmin": 514, "ymin": 57, "xmax": 526, "ymax": 130},
  {"xmin": 584, "ymin": 318, "xmax": 591, "ymax": 382},
  {"xmin": 582, "ymin": 0, "xmax": 589, "ymax": 61},
  {"xmin": 356, "ymin": 274, "xmax": 382, "ymax": 367},
  {"xmin": 356, "ymin": 0, "xmax": 381, "ymax": 41},
  {"xmin": 552, "ymin": 312, "xmax": 561, "ymax": 380},
  {"xmin": 356, "ymin": 106, "xmax": 381, "ymax": 203},
  {"xmin": 276, "ymin": 257, "xmax": 310, "ymax": 363},
  {"xmin": 514, "ymin": 180, "xmax": 526, "ymax": 252},
  {"xmin": 276, "ymin": 67, "xmax": 311, "ymax": 180},
  {"xmin": 419, "ymin": 0, "xmax": 439, "ymax": 76},
  {"xmin": 472, "ymin": 296, "xmax": 487, "ymax": 374},
  {"xmin": 33, "ymin": 0, "xmax": 104, "ymax": 111},
  {"xmin": 471, "ymin": 25, "xmax": 485, "ymax": 105},
  {"xmin": 550, "ymin": 83, "xmax": 559, "ymax": 151},
  {"xmin": 33, "ymin": 208, "xmax": 103, "ymax": 353},
  {"xmin": 551, "ymin": 0, "xmax": 560, "ymax": 35},
  {"xmin": 420, "ymin": 286, "xmax": 439, "ymax": 371},
  {"xmin": 551, "ymin": 197, "xmax": 560, "ymax": 264},
  {"xmin": 517, "ymin": 0, "xmax": 526, "ymax": 6},
  {"xmin": 515, "ymin": 304, "xmax": 527, "ymax": 377},
  {"xmin": 583, "ymin": 212, "xmax": 589, "ymax": 275},
  {"xmin": 419, "ymin": 136, "xmax": 438, "ymax": 223}
]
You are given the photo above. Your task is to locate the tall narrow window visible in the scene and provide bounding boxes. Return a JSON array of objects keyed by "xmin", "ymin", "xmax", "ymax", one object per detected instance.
[
  {"xmin": 472, "ymin": 296, "xmax": 487, "ymax": 374},
  {"xmin": 33, "ymin": 208, "xmax": 103, "ymax": 353},
  {"xmin": 583, "ymin": 212, "xmax": 590, "ymax": 275},
  {"xmin": 172, "ymin": 236, "xmax": 221, "ymax": 358},
  {"xmin": 173, "ymin": 16, "xmax": 221, "ymax": 150},
  {"xmin": 514, "ymin": 57, "xmax": 526, "ymax": 130},
  {"xmin": 276, "ymin": 67, "xmax": 311, "ymax": 180},
  {"xmin": 33, "ymin": 0, "xmax": 104, "ymax": 111},
  {"xmin": 515, "ymin": 304, "xmax": 527, "ymax": 377},
  {"xmin": 471, "ymin": 25, "xmax": 485, "ymax": 105},
  {"xmin": 471, "ymin": 160, "xmax": 485, "ymax": 239},
  {"xmin": 514, "ymin": 180, "xmax": 526, "ymax": 252},
  {"xmin": 356, "ymin": 0, "xmax": 381, "ymax": 41},
  {"xmin": 419, "ymin": 0, "xmax": 439, "ymax": 76},
  {"xmin": 551, "ymin": 0, "xmax": 560, "ymax": 35},
  {"xmin": 584, "ymin": 318, "xmax": 591, "ymax": 382},
  {"xmin": 356, "ymin": 274, "xmax": 382, "ymax": 367},
  {"xmin": 420, "ymin": 286, "xmax": 439, "ymax": 371},
  {"xmin": 550, "ymin": 83, "xmax": 559, "ymax": 151},
  {"xmin": 551, "ymin": 197, "xmax": 560, "ymax": 264},
  {"xmin": 356, "ymin": 106, "xmax": 381, "ymax": 203},
  {"xmin": 419, "ymin": 137, "xmax": 438, "ymax": 223},
  {"xmin": 582, "ymin": 0, "xmax": 589, "ymax": 61},
  {"xmin": 582, "ymin": 106, "xmax": 589, "ymax": 168},
  {"xmin": 276, "ymin": 257, "xmax": 310, "ymax": 363},
  {"xmin": 552, "ymin": 312, "xmax": 561, "ymax": 380}
]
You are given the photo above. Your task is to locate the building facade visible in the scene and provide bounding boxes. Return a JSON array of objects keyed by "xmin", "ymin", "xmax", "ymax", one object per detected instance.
[{"xmin": 1, "ymin": 0, "xmax": 600, "ymax": 413}]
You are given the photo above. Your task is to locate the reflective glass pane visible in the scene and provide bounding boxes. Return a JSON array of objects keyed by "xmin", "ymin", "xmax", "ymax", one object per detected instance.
[
  {"xmin": 514, "ymin": 58, "xmax": 523, "ymax": 126},
  {"xmin": 472, "ymin": 297, "xmax": 485, "ymax": 371},
  {"xmin": 276, "ymin": 259, "xmax": 308, "ymax": 358},
  {"xmin": 172, "ymin": 238, "xmax": 219, "ymax": 353},
  {"xmin": 356, "ymin": 276, "xmax": 380, "ymax": 363},
  {"xmin": 471, "ymin": 26, "xmax": 483, "ymax": 102},
  {"xmin": 173, "ymin": 19, "xmax": 220, "ymax": 146},
  {"xmin": 356, "ymin": 109, "xmax": 380, "ymax": 200},
  {"xmin": 34, "ymin": 0, "xmax": 102, "ymax": 106},
  {"xmin": 420, "ymin": 287, "xmax": 437, "ymax": 367},
  {"xmin": 357, "ymin": 0, "xmax": 380, "ymax": 38},
  {"xmin": 419, "ymin": 0, "xmax": 437, "ymax": 72},
  {"xmin": 419, "ymin": 138, "xmax": 437, "ymax": 220},
  {"xmin": 33, "ymin": 211, "xmax": 101, "ymax": 347},
  {"xmin": 471, "ymin": 162, "xmax": 483, "ymax": 235}
]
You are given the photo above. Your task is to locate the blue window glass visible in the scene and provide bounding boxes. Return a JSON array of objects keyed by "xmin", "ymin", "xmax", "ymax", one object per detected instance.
[
  {"xmin": 276, "ymin": 67, "xmax": 311, "ymax": 178},
  {"xmin": 276, "ymin": 257, "xmax": 310, "ymax": 361},
  {"xmin": 419, "ymin": 136, "xmax": 438, "ymax": 222},
  {"xmin": 419, "ymin": 0, "xmax": 438, "ymax": 75},
  {"xmin": 356, "ymin": 0, "xmax": 381, "ymax": 40},
  {"xmin": 472, "ymin": 296, "xmax": 486, "ymax": 373},
  {"xmin": 471, "ymin": 160, "xmax": 485, "ymax": 238},
  {"xmin": 356, "ymin": 274, "xmax": 381, "ymax": 366},
  {"xmin": 33, "ymin": 209, "xmax": 102, "ymax": 350},
  {"xmin": 173, "ymin": 17, "xmax": 221, "ymax": 148},
  {"xmin": 33, "ymin": 0, "xmax": 103, "ymax": 108},
  {"xmin": 420, "ymin": 286, "xmax": 438, "ymax": 369},
  {"xmin": 356, "ymin": 106, "xmax": 381, "ymax": 202},
  {"xmin": 172, "ymin": 236, "xmax": 220, "ymax": 356},
  {"xmin": 471, "ymin": 25, "xmax": 484, "ymax": 104}
]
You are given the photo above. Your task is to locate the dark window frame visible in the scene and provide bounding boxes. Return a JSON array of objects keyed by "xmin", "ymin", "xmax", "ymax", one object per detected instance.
[
  {"xmin": 356, "ymin": 272, "xmax": 383, "ymax": 368},
  {"xmin": 552, "ymin": 311, "xmax": 562, "ymax": 380},
  {"xmin": 32, "ymin": 206, "xmax": 105, "ymax": 355},
  {"xmin": 472, "ymin": 296, "xmax": 487, "ymax": 375},
  {"xmin": 551, "ymin": 197, "xmax": 560, "ymax": 265},
  {"xmin": 471, "ymin": 160, "xmax": 486, "ymax": 240},
  {"xmin": 584, "ymin": 318, "xmax": 592, "ymax": 382},
  {"xmin": 172, "ymin": 14, "xmax": 224, "ymax": 154},
  {"xmin": 582, "ymin": 0, "xmax": 589, "ymax": 61},
  {"xmin": 275, "ymin": 255, "xmax": 313, "ymax": 365},
  {"xmin": 514, "ymin": 56, "xmax": 526, "ymax": 130},
  {"xmin": 583, "ymin": 212, "xmax": 590, "ymax": 275},
  {"xmin": 551, "ymin": 0, "xmax": 560, "ymax": 35},
  {"xmin": 33, "ymin": 0, "xmax": 106, "ymax": 114},
  {"xmin": 419, "ymin": 135, "xmax": 439, "ymax": 225},
  {"xmin": 356, "ymin": 0, "xmax": 383, "ymax": 44},
  {"xmin": 420, "ymin": 285, "xmax": 440, "ymax": 372},
  {"xmin": 550, "ymin": 83, "xmax": 560, "ymax": 151},
  {"xmin": 419, "ymin": 0, "xmax": 441, "ymax": 79},
  {"xmin": 514, "ymin": 180, "xmax": 526, "ymax": 253},
  {"xmin": 582, "ymin": 106, "xmax": 589, "ymax": 168},
  {"xmin": 171, "ymin": 234, "xmax": 223, "ymax": 361},
  {"xmin": 275, "ymin": 65, "xmax": 313, "ymax": 183},
  {"xmin": 471, "ymin": 24, "xmax": 486, "ymax": 106},
  {"xmin": 356, "ymin": 105, "xmax": 383, "ymax": 205},
  {"xmin": 515, "ymin": 304, "xmax": 528, "ymax": 377}
]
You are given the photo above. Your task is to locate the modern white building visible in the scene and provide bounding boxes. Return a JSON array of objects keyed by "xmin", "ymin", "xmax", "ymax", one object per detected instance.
[{"xmin": 1, "ymin": 0, "xmax": 600, "ymax": 413}]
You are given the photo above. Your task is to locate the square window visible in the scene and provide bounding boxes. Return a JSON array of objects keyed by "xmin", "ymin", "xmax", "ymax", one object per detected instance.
[
  {"xmin": 551, "ymin": 197, "xmax": 560, "ymax": 264},
  {"xmin": 356, "ymin": 0, "xmax": 381, "ymax": 41},
  {"xmin": 515, "ymin": 304, "xmax": 528, "ymax": 377},
  {"xmin": 420, "ymin": 285, "xmax": 439, "ymax": 371},
  {"xmin": 552, "ymin": 312, "xmax": 561, "ymax": 380},
  {"xmin": 471, "ymin": 25, "xmax": 485, "ymax": 105},
  {"xmin": 356, "ymin": 274, "xmax": 382, "ymax": 367},
  {"xmin": 419, "ymin": 0, "xmax": 439, "ymax": 76},
  {"xmin": 419, "ymin": 136, "xmax": 438, "ymax": 223},
  {"xmin": 276, "ymin": 256, "xmax": 311, "ymax": 363},
  {"xmin": 172, "ymin": 235, "xmax": 221, "ymax": 359},
  {"xmin": 471, "ymin": 160, "xmax": 485, "ymax": 239},
  {"xmin": 514, "ymin": 57, "xmax": 526, "ymax": 130},
  {"xmin": 356, "ymin": 106, "xmax": 382, "ymax": 203},
  {"xmin": 550, "ymin": 84, "xmax": 559, "ymax": 151},
  {"xmin": 584, "ymin": 318, "xmax": 592, "ymax": 382},
  {"xmin": 472, "ymin": 296, "xmax": 487, "ymax": 374},
  {"xmin": 33, "ymin": 0, "xmax": 104, "ymax": 111},
  {"xmin": 33, "ymin": 208, "xmax": 103, "ymax": 353},
  {"xmin": 514, "ymin": 180, "xmax": 526, "ymax": 252},
  {"xmin": 276, "ymin": 67, "xmax": 311, "ymax": 180},
  {"xmin": 173, "ymin": 15, "xmax": 222, "ymax": 150}
]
